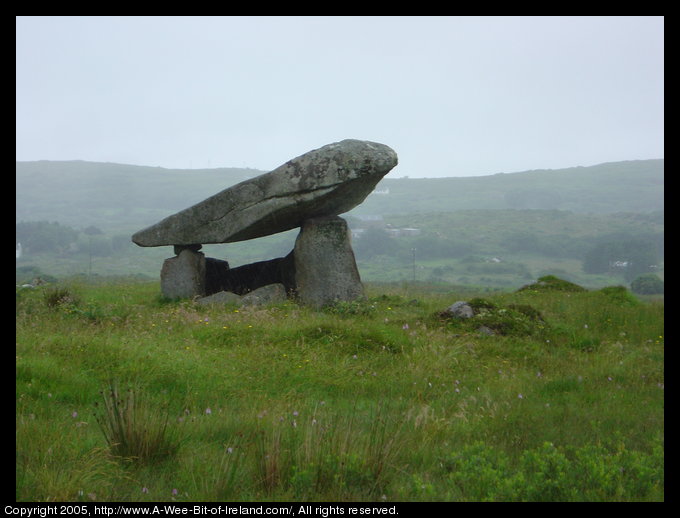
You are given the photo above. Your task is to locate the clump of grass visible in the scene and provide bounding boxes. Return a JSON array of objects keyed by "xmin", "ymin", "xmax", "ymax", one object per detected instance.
[
  {"xmin": 43, "ymin": 285, "xmax": 80, "ymax": 308},
  {"xmin": 254, "ymin": 403, "xmax": 405, "ymax": 500},
  {"xmin": 94, "ymin": 382, "xmax": 182, "ymax": 464}
]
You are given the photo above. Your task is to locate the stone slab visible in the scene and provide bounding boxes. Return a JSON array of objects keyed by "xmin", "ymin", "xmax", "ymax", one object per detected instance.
[{"xmin": 132, "ymin": 139, "xmax": 397, "ymax": 247}]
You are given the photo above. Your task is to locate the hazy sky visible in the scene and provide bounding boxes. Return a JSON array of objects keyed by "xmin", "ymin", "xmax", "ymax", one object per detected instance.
[{"xmin": 16, "ymin": 16, "xmax": 663, "ymax": 178}]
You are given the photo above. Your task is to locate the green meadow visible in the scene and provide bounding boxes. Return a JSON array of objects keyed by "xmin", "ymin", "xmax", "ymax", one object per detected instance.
[{"xmin": 16, "ymin": 279, "xmax": 663, "ymax": 502}]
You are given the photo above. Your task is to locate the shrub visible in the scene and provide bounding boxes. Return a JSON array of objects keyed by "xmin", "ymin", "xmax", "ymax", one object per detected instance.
[
  {"xmin": 631, "ymin": 274, "xmax": 664, "ymax": 295},
  {"xmin": 444, "ymin": 440, "xmax": 664, "ymax": 501}
]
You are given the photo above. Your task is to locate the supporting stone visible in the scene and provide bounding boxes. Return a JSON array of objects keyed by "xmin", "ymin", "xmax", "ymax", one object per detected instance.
[
  {"xmin": 160, "ymin": 248, "xmax": 206, "ymax": 299},
  {"xmin": 293, "ymin": 216, "xmax": 365, "ymax": 308}
]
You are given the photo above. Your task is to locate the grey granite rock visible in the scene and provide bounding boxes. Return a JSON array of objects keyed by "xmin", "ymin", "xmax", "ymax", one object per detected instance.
[{"xmin": 132, "ymin": 139, "xmax": 397, "ymax": 247}]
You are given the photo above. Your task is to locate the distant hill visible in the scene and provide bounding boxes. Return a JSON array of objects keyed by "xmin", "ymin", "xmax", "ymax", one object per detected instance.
[
  {"xmin": 16, "ymin": 159, "xmax": 663, "ymax": 233},
  {"xmin": 355, "ymin": 159, "xmax": 664, "ymax": 215},
  {"xmin": 16, "ymin": 160, "xmax": 262, "ymax": 232}
]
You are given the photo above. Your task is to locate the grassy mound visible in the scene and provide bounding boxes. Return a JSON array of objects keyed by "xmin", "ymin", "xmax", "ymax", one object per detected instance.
[
  {"xmin": 438, "ymin": 297, "xmax": 548, "ymax": 337},
  {"xmin": 517, "ymin": 275, "xmax": 587, "ymax": 293}
]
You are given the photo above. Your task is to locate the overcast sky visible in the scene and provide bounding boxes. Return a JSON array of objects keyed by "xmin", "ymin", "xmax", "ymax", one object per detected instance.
[{"xmin": 16, "ymin": 16, "xmax": 663, "ymax": 178}]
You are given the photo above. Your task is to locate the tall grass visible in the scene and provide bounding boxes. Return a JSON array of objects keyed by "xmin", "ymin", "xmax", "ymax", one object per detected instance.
[
  {"xmin": 16, "ymin": 280, "xmax": 664, "ymax": 501},
  {"xmin": 94, "ymin": 381, "xmax": 182, "ymax": 464}
]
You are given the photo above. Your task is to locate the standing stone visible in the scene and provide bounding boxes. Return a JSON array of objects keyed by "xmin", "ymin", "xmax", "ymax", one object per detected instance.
[
  {"xmin": 160, "ymin": 248, "xmax": 206, "ymax": 299},
  {"xmin": 294, "ymin": 216, "xmax": 364, "ymax": 308}
]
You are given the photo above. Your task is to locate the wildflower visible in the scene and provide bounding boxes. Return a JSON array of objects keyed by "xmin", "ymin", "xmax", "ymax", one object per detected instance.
[
  {"xmin": 71, "ymin": 411, "xmax": 78, "ymax": 418},
  {"xmin": 172, "ymin": 488, "xmax": 178, "ymax": 496},
  {"xmin": 292, "ymin": 410, "xmax": 299, "ymax": 417},
  {"xmin": 518, "ymin": 394, "xmax": 524, "ymax": 399},
  {"xmin": 352, "ymin": 354, "xmax": 358, "ymax": 359},
  {"xmin": 226, "ymin": 447, "xmax": 233, "ymax": 454},
  {"xmin": 142, "ymin": 487, "xmax": 148, "ymax": 494},
  {"xmin": 402, "ymin": 323, "xmax": 409, "ymax": 330},
  {"xmin": 205, "ymin": 407, "xmax": 212, "ymax": 415}
]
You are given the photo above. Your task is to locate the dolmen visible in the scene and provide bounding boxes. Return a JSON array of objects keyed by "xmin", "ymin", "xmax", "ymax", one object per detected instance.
[{"xmin": 132, "ymin": 139, "xmax": 398, "ymax": 308}]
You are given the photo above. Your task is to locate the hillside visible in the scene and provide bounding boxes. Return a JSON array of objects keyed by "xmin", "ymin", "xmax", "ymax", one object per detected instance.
[
  {"xmin": 16, "ymin": 159, "xmax": 663, "ymax": 233},
  {"xmin": 15, "ymin": 160, "xmax": 261, "ymax": 232},
  {"xmin": 355, "ymin": 159, "xmax": 664, "ymax": 216}
]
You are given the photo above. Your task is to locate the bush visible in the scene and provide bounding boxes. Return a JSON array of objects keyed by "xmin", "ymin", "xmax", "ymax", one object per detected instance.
[
  {"xmin": 631, "ymin": 274, "xmax": 664, "ymax": 295},
  {"xmin": 444, "ymin": 440, "xmax": 664, "ymax": 501}
]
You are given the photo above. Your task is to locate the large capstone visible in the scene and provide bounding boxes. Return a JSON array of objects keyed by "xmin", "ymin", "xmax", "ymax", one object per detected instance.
[
  {"xmin": 132, "ymin": 139, "xmax": 398, "ymax": 247},
  {"xmin": 293, "ymin": 216, "xmax": 365, "ymax": 308}
]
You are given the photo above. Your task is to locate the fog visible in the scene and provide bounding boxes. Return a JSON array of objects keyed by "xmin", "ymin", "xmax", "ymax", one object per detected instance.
[{"xmin": 16, "ymin": 16, "xmax": 663, "ymax": 178}]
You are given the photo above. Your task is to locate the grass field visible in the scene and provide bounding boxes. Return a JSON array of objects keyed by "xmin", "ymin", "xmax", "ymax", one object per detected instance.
[{"xmin": 15, "ymin": 279, "xmax": 664, "ymax": 502}]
